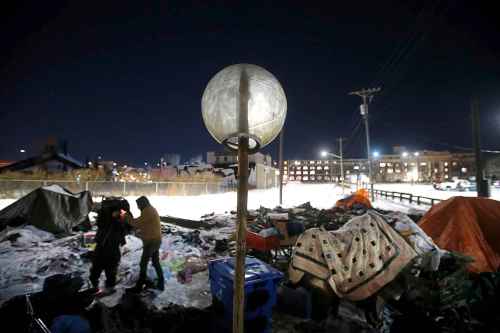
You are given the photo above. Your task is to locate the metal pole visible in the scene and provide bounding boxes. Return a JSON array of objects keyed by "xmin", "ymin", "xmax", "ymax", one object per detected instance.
[
  {"xmin": 338, "ymin": 138, "xmax": 344, "ymax": 194},
  {"xmin": 278, "ymin": 129, "xmax": 284, "ymax": 205},
  {"xmin": 234, "ymin": 136, "xmax": 249, "ymax": 333}
]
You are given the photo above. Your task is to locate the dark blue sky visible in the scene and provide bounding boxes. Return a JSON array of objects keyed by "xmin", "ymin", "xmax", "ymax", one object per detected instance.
[{"xmin": 1, "ymin": 1, "xmax": 499, "ymax": 165}]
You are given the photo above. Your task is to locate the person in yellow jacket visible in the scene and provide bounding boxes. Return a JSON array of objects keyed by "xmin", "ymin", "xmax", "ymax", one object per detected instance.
[{"xmin": 125, "ymin": 196, "xmax": 164, "ymax": 292}]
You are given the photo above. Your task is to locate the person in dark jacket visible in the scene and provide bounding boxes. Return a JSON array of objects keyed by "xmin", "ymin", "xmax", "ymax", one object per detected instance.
[{"xmin": 89, "ymin": 200, "xmax": 128, "ymax": 291}]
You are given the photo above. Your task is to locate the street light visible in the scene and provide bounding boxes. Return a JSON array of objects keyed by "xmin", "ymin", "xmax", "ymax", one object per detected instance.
[
  {"xmin": 320, "ymin": 150, "xmax": 344, "ymax": 193},
  {"xmin": 19, "ymin": 149, "xmax": 26, "ymax": 153},
  {"xmin": 414, "ymin": 152, "xmax": 419, "ymax": 157},
  {"xmin": 373, "ymin": 151, "xmax": 380, "ymax": 158},
  {"xmin": 202, "ymin": 63, "xmax": 286, "ymax": 333},
  {"xmin": 402, "ymin": 152, "xmax": 409, "ymax": 158}
]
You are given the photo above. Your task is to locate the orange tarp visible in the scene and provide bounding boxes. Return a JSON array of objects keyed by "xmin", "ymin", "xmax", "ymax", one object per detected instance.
[
  {"xmin": 419, "ymin": 196, "xmax": 500, "ymax": 273},
  {"xmin": 335, "ymin": 189, "xmax": 372, "ymax": 210}
]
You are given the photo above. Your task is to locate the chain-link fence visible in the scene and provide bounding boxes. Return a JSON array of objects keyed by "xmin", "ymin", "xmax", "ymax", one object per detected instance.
[{"xmin": 0, "ymin": 180, "xmax": 237, "ymax": 199}]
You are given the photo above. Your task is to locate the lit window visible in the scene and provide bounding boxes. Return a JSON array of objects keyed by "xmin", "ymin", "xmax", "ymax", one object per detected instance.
[
  {"xmin": 404, "ymin": 163, "xmax": 408, "ymax": 166},
  {"xmin": 410, "ymin": 162, "xmax": 415, "ymax": 166},
  {"xmin": 354, "ymin": 166, "xmax": 360, "ymax": 170},
  {"xmin": 380, "ymin": 163, "xmax": 386, "ymax": 167},
  {"xmin": 284, "ymin": 161, "xmax": 288, "ymax": 164},
  {"xmin": 304, "ymin": 171, "xmax": 309, "ymax": 174},
  {"xmin": 303, "ymin": 176, "xmax": 309, "ymax": 181},
  {"xmin": 296, "ymin": 176, "xmax": 301, "ymax": 180},
  {"xmin": 317, "ymin": 166, "xmax": 322, "ymax": 170},
  {"xmin": 444, "ymin": 174, "xmax": 449, "ymax": 179},
  {"xmin": 444, "ymin": 168, "xmax": 448, "ymax": 172},
  {"xmin": 297, "ymin": 171, "xmax": 302, "ymax": 175},
  {"xmin": 310, "ymin": 176, "xmax": 315, "ymax": 180},
  {"xmin": 434, "ymin": 169, "xmax": 438, "ymax": 173},
  {"xmin": 325, "ymin": 176, "xmax": 330, "ymax": 181},
  {"xmin": 324, "ymin": 166, "xmax": 329, "ymax": 170},
  {"xmin": 333, "ymin": 161, "xmax": 337, "ymax": 164},
  {"xmin": 317, "ymin": 176, "xmax": 323, "ymax": 180},
  {"xmin": 290, "ymin": 171, "xmax": 295, "ymax": 175},
  {"xmin": 395, "ymin": 169, "xmax": 401, "ymax": 173},
  {"xmin": 452, "ymin": 162, "xmax": 457, "ymax": 166},
  {"xmin": 310, "ymin": 161, "xmax": 315, "ymax": 165},
  {"xmin": 444, "ymin": 162, "xmax": 448, "ymax": 166},
  {"xmin": 387, "ymin": 169, "xmax": 394, "ymax": 174},
  {"xmin": 420, "ymin": 162, "xmax": 427, "ymax": 166},
  {"xmin": 387, "ymin": 163, "xmax": 393, "ymax": 167},
  {"xmin": 284, "ymin": 171, "xmax": 288, "ymax": 174},
  {"xmin": 461, "ymin": 167, "xmax": 467, "ymax": 173},
  {"xmin": 303, "ymin": 166, "xmax": 308, "ymax": 170},
  {"xmin": 294, "ymin": 161, "xmax": 301, "ymax": 165},
  {"xmin": 379, "ymin": 170, "xmax": 383, "ymax": 174},
  {"xmin": 289, "ymin": 176, "xmax": 294, "ymax": 180},
  {"xmin": 310, "ymin": 170, "xmax": 315, "ymax": 175},
  {"xmin": 346, "ymin": 170, "xmax": 350, "ymax": 174}
]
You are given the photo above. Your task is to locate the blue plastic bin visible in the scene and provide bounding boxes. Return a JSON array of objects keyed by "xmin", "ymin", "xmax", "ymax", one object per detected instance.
[{"xmin": 208, "ymin": 256, "xmax": 283, "ymax": 332}]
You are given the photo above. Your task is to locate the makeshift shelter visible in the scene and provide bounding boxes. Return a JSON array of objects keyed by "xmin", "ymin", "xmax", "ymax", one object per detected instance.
[
  {"xmin": 0, "ymin": 185, "xmax": 93, "ymax": 234},
  {"xmin": 419, "ymin": 196, "xmax": 500, "ymax": 273},
  {"xmin": 335, "ymin": 189, "xmax": 372, "ymax": 210}
]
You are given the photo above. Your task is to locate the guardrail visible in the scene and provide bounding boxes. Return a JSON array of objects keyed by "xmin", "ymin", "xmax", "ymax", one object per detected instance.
[{"xmin": 367, "ymin": 188, "xmax": 442, "ymax": 207}]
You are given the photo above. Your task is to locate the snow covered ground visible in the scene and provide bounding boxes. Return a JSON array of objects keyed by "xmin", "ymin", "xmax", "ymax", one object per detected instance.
[
  {"xmin": 109, "ymin": 183, "xmax": 347, "ymax": 220},
  {"xmin": 0, "ymin": 183, "xmax": 425, "ymax": 220},
  {"xmin": 373, "ymin": 183, "xmax": 500, "ymax": 201}
]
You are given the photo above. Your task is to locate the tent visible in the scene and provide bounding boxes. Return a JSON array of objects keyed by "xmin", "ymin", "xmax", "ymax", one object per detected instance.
[
  {"xmin": 419, "ymin": 196, "xmax": 500, "ymax": 273},
  {"xmin": 0, "ymin": 185, "xmax": 93, "ymax": 234}
]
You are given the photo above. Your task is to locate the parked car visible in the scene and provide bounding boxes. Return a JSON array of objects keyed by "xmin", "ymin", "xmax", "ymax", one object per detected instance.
[{"xmin": 434, "ymin": 179, "xmax": 473, "ymax": 191}]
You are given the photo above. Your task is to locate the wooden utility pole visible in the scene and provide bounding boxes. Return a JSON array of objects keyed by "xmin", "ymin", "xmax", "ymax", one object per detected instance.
[
  {"xmin": 349, "ymin": 87, "xmax": 381, "ymax": 201},
  {"xmin": 278, "ymin": 129, "xmax": 284, "ymax": 205},
  {"xmin": 233, "ymin": 69, "xmax": 250, "ymax": 333},
  {"xmin": 472, "ymin": 99, "xmax": 488, "ymax": 197}
]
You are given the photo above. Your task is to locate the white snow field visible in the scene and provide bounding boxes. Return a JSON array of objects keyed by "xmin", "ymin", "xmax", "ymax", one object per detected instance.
[
  {"xmin": 0, "ymin": 183, "xmax": 435, "ymax": 219},
  {"xmin": 373, "ymin": 183, "xmax": 500, "ymax": 201}
]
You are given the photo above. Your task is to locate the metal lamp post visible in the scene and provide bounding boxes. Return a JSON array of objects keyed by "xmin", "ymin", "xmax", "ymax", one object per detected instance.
[
  {"xmin": 202, "ymin": 64, "xmax": 287, "ymax": 333},
  {"xmin": 321, "ymin": 151, "xmax": 344, "ymax": 194}
]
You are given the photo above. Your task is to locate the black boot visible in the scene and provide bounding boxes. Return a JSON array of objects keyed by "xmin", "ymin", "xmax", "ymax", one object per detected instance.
[{"xmin": 157, "ymin": 279, "xmax": 165, "ymax": 291}]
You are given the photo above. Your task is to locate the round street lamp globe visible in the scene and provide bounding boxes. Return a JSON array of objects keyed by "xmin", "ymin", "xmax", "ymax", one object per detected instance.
[{"xmin": 201, "ymin": 64, "xmax": 287, "ymax": 153}]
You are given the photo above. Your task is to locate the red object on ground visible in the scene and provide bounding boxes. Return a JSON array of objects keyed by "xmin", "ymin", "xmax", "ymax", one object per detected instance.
[
  {"xmin": 335, "ymin": 189, "xmax": 372, "ymax": 209},
  {"xmin": 419, "ymin": 196, "xmax": 500, "ymax": 273},
  {"xmin": 246, "ymin": 231, "xmax": 280, "ymax": 252}
]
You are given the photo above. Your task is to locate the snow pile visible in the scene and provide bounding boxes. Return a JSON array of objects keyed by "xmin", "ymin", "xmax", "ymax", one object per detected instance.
[{"xmin": 0, "ymin": 225, "xmax": 55, "ymax": 247}]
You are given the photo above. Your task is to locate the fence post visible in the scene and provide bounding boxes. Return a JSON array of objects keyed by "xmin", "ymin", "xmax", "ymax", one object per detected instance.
[
  {"xmin": 431, "ymin": 198, "xmax": 435, "ymax": 206},
  {"xmin": 85, "ymin": 182, "xmax": 89, "ymax": 191},
  {"xmin": 409, "ymin": 194, "xmax": 413, "ymax": 204},
  {"xmin": 155, "ymin": 182, "xmax": 159, "ymax": 194},
  {"xmin": 417, "ymin": 196, "xmax": 421, "ymax": 205},
  {"xmin": 399, "ymin": 193, "xmax": 402, "ymax": 202},
  {"xmin": 206, "ymin": 183, "xmax": 209, "ymax": 194}
]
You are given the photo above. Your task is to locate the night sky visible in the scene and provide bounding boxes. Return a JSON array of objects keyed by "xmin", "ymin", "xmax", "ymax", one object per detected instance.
[{"xmin": 1, "ymin": 1, "xmax": 499, "ymax": 165}]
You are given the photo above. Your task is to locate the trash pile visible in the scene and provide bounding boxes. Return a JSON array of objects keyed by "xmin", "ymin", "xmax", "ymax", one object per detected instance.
[{"xmin": 0, "ymin": 186, "xmax": 499, "ymax": 332}]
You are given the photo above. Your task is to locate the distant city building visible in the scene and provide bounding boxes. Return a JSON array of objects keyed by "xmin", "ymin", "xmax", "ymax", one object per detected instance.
[
  {"xmin": 207, "ymin": 150, "xmax": 272, "ymax": 168},
  {"xmin": 284, "ymin": 148, "xmax": 475, "ymax": 183}
]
